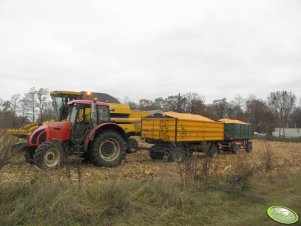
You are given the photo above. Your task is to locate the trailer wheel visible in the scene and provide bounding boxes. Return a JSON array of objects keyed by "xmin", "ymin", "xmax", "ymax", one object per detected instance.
[
  {"xmin": 149, "ymin": 150, "xmax": 164, "ymax": 160},
  {"xmin": 90, "ymin": 131, "xmax": 126, "ymax": 167},
  {"xmin": 208, "ymin": 144, "xmax": 219, "ymax": 158},
  {"xmin": 126, "ymin": 138, "xmax": 138, "ymax": 153},
  {"xmin": 231, "ymin": 144, "xmax": 240, "ymax": 154},
  {"xmin": 34, "ymin": 142, "xmax": 64, "ymax": 169},
  {"xmin": 168, "ymin": 147, "xmax": 186, "ymax": 163},
  {"xmin": 245, "ymin": 142, "xmax": 253, "ymax": 153}
]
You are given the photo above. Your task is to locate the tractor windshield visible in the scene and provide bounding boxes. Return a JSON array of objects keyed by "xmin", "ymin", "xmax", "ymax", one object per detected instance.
[
  {"xmin": 67, "ymin": 103, "xmax": 110, "ymax": 126},
  {"xmin": 52, "ymin": 97, "xmax": 64, "ymax": 121},
  {"xmin": 52, "ymin": 94, "xmax": 79, "ymax": 121},
  {"xmin": 67, "ymin": 104, "xmax": 92, "ymax": 125},
  {"xmin": 67, "ymin": 106, "xmax": 78, "ymax": 125}
]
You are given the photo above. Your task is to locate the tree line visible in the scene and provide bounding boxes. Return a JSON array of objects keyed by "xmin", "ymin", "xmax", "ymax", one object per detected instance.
[
  {"xmin": 0, "ymin": 87, "xmax": 54, "ymax": 128},
  {"xmin": 0, "ymin": 88, "xmax": 300, "ymax": 136},
  {"xmin": 125, "ymin": 90, "xmax": 300, "ymax": 135}
]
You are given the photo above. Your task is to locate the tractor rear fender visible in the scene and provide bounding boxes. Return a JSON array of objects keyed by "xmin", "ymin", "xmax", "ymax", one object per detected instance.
[{"xmin": 84, "ymin": 123, "xmax": 127, "ymax": 152}]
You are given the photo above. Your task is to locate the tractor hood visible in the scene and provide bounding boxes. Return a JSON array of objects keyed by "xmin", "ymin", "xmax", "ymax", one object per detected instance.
[{"xmin": 28, "ymin": 121, "xmax": 71, "ymax": 146}]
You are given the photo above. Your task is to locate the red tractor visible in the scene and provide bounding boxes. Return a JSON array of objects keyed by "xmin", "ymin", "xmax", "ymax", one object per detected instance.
[{"xmin": 24, "ymin": 100, "xmax": 127, "ymax": 169}]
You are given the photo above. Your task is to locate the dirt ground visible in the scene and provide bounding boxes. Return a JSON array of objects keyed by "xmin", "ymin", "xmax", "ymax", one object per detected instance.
[{"xmin": 1, "ymin": 140, "xmax": 301, "ymax": 184}]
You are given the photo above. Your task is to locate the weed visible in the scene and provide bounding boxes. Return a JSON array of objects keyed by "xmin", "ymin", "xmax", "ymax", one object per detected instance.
[{"xmin": 0, "ymin": 131, "xmax": 20, "ymax": 169}]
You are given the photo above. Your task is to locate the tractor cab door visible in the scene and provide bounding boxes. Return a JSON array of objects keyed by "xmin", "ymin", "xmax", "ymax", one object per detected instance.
[
  {"xmin": 90, "ymin": 102, "xmax": 110, "ymax": 126},
  {"xmin": 69, "ymin": 104, "xmax": 91, "ymax": 144},
  {"xmin": 90, "ymin": 102, "xmax": 97, "ymax": 127}
]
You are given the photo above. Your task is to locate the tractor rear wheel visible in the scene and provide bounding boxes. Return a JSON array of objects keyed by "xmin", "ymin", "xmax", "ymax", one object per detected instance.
[
  {"xmin": 34, "ymin": 142, "xmax": 64, "ymax": 169},
  {"xmin": 90, "ymin": 131, "xmax": 126, "ymax": 167}
]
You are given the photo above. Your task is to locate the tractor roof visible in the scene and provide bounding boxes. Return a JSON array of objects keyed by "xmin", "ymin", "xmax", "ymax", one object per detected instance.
[{"xmin": 67, "ymin": 100, "xmax": 109, "ymax": 106}]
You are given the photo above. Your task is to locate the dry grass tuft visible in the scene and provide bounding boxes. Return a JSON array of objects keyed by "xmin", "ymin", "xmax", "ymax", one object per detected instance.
[{"xmin": 0, "ymin": 131, "xmax": 21, "ymax": 169}]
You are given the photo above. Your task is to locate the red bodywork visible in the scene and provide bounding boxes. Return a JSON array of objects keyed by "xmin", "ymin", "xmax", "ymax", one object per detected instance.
[
  {"xmin": 84, "ymin": 123, "xmax": 115, "ymax": 145},
  {"xmin": 28, "ymin": 121, "xmax": 71, "ymax": 146}
]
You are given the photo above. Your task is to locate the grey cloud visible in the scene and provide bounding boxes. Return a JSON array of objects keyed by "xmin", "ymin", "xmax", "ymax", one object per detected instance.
[{"xmin": 0, "ymin": 0, "xmax": 300, "ymax": 103}]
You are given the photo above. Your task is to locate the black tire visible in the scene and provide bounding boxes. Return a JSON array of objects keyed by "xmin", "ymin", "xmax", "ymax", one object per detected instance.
[
  {"xmin": 208, "ymin": 144, "xmax": 219, "ymax": 158},
  {"xmin": 81, "ymin": 151, "xmax": 90, "ymax": 162},
  {"xmin": 24, "ymin": 147, "xmax": 35, "ymax": 164},
  {"xmin": 90, "ymin": 131, "xmax": 126, "ymax": 167},
  {"xmin": 126, "ymin": 138, "xmax": 139, "ymax": 153},
  {"xmin": 34, "ymin": 142, "xmax": 64, "ymax": 169},
  {"xmin": 245, "ymin": 142, "xmax": 253, "ymax": 153},
  {"xmin": 231, "ymin": 144, "xmax": 240, "ymax": 154},
  {"xmin": 149, "ymin": 150, "xmax": 164, "ymax": 160},
  {"xmin": 168, "ymin": 147, "xmax": 186, "ymax": 163}
]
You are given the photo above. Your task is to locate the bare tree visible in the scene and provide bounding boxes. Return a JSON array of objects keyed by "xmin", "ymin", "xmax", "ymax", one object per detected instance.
[
  {"xmin": 289, "ymin": 107, "xmax": 301, "ymax": 128},
  {"xmin": 139, "ymin": 99, "xmax": 156, "ymax": 110},
  {"xmin": 212, "ymin": 98, "xmax": 229, "ymax": 120},
  {"xmin": 36, "ymin": 88, "xmax": 49, "ymax": 123},
  {"xmin": 23, "ymin": 87, "xmax": 37, "ymax": 122},
  {"xmin": 227, "ymin": 95, "xmax": 245, "ymax": 120},
  {"xmin": 0, "ymin": 98, "xmax": 3, "ymax": 111},
  {"xmin": 184, "ymin": 93, "xmax": 206, "ymax": 114},
  {"xmin": 163, "ymin": 93, "xmax": 187, "ymax": 113},
  {"xmin": 268, "ymin": 91, "xmax": 296, "ymax": 138},
  {"xmin": 10, "ymin": 94, "xmax": 21, "ymax": 127},
  {"xmin": 154, "ymin": 97, "xmax": 164, "ymax": 110},
  {"xmin": 19, "ymin": 97, "xmax": 29, "ymax": 119},
  {"xmin": 245, "ymin": 97, "xmax": 274, "ymax": 134}
]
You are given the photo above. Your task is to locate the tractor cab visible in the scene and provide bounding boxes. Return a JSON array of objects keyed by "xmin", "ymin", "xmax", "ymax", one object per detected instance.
[
  {"xmin": 67, "ymin": 100, "xmax": 110, "ymax": 142},
  {"xmin": 50, "ymin": 90, "xmax": 120, "ymax": 121}
]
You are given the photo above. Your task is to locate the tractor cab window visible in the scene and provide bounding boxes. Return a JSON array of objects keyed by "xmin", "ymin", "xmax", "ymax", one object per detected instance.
[
  {"xmin": 77, "ymin": 105, "xmax": 91, "ymax": 123},
  {"xmin": 67, "ymin": 104, "xmax": 91, "ymax": 125},
  {"xmin": 97, "ymin": 106, "xmax": 110, "ymax": 123},
  {"xmin": 52, "ymin": 97, "xmax": 63, "ymax": 121},
  {"xmin": 68, "ymin": 106, "xmax": 78, "ymax": 126}
]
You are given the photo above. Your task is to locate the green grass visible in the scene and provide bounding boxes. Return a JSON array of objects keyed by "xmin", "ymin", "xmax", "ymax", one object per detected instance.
[{"xmin": 0, "ymin": 172, "xmax": 300, "ymax": 226}]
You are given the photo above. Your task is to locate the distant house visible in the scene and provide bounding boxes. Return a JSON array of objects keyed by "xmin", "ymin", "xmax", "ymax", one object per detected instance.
[{"xmin": 272, "ymin": 128, "xmax": 301, "ymax": 138}]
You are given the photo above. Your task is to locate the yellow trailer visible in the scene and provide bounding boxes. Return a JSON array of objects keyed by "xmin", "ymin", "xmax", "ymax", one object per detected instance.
[{"xmin": 141, "ymin": 112, "xmax": 224, "ymax": 161}]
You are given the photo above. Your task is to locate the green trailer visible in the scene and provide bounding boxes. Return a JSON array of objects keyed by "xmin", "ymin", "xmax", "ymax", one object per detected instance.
[
  {"xmin": 224, "ymin": 123, "xmax": 253, "ymax": 140},
  {"xmin": 219, "ymin": 118, "xmax": 253, "ymax": 154}
]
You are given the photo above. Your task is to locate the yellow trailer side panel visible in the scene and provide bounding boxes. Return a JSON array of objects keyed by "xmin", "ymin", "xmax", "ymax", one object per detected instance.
[
  {"xmin": 142, "ymin": 112, "xmax": 224, "ymax": 142},
  {"xmin": 176, "ymin": 120, "xmax": 224, "ymax": 142},
  {"xmin": 142, "ymin": 118, "xmax": 176, "ymax": 141}
]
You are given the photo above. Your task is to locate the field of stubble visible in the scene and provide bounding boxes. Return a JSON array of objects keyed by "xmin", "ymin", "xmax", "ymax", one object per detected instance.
[{"xmin": 1, "ymin": 139, "xmax": 300, "ymax": 184}]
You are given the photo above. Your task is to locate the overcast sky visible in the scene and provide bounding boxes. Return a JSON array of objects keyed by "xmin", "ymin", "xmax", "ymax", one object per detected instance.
[{"xmin": 0, "ymin": 0, "xmax": 300, "ymax": 103}]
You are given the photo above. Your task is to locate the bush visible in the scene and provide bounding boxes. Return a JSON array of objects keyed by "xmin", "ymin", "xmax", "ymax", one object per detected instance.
[{"xmin": 0, "ymin": 131, "xmax": 20, "ymax": 169}]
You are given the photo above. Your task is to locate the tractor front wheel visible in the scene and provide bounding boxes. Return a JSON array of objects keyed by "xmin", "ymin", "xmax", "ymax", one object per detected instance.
[
  {"xmin": 24, "ymin": 147, "xmax": 36, "ymax": 164},
  {"xmin": 34, "ymin": 142, "xmax": 64, "ymax": 169},
  {"xmin": 90, "ymin": 131, "xmax": 126, "ymax": 167}
]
